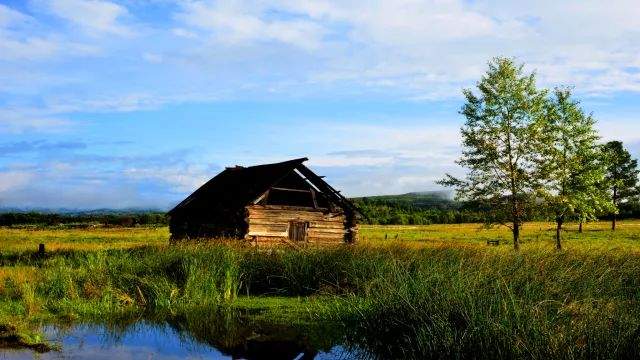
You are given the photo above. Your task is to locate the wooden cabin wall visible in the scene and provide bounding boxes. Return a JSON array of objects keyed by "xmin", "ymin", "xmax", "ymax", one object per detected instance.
[{"xmin": 245, "ymin": 205, "xmax": 348, "ymax": 246}]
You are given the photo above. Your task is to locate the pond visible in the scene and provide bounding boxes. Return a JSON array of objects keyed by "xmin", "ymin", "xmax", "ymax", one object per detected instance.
[{"xmin": 2, "ymin": 321, "xmax": 362, "ymax": 359}]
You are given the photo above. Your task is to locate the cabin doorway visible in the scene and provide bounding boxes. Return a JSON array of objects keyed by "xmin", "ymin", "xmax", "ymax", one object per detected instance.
[{"xmin": 288, "ymin": 221, "xmax": 309, "ymax": 242}]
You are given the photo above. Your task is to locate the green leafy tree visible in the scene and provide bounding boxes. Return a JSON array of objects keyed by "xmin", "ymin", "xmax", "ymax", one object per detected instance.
[
  {"xmin": 439, "ymin": 58, "xmax": 547, "ymax": 250},
  {"xmin": 602, "ymin": 141, "xmax": 639, "ymax": 230},
  {"xmin": 538, "ymin": 88, "xmax": 613, "ymax": 249}
]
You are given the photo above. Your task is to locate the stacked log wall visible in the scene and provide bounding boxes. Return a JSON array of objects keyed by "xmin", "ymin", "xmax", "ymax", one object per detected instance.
[{"xmin": 245, "ymin": 205, "xmax": 348, "ymax": 246}]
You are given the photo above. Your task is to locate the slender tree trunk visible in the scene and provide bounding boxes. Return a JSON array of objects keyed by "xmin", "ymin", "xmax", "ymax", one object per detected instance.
[
  {"xmin": 513, "ymin": 219, "xmax": 520, "ymax": 250},
  {"xmin": 505, "ymin": 117, "xmax": 520, "ymax": 251},
  {"xmin": 555, "ymin": 216, "xmax": 563, "ymax": 250},
  {"xmin": 612, "ymin": 187, "xmax": 618, "ymax": 231},
  {"xmin": 578, "ymin": 220, "xmax": 583, "ymax": 233}
]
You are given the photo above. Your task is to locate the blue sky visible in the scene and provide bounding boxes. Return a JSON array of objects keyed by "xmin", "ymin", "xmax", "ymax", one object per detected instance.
[{"xmin": 1, "ymin": 0, "xmax": 640, "ymax": 209}]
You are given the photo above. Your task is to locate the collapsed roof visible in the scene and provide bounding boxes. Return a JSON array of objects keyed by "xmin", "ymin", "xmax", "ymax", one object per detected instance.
[{"xmin": 168, "ymin": 158, "xmax": 359, "ymax": 216}]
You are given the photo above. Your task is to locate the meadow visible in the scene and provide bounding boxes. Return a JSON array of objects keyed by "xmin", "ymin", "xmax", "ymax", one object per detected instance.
[{"xmin": 1, "ymin": 221, "xmax": 640, "ymax": 358}]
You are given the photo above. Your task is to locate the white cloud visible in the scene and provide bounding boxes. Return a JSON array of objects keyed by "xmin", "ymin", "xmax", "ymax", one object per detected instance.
[
  {"xmin": 249, "ymin": 0, "xmax": 640, "ymax": 99},
  {"xmin": 0, "ymin": 108, "xmax": 72, "ymax": 133},
  {"xmin": 0, "ymin": 4, "xmax": 101, "ymax": 61},
  {"xmin": 176, "ymin": 0, "xmax": 325, "ymax": 50},
  {"xmin": 0, "ymin": 170, "xmax": 34, "ymax": 192},
  {"xmin": 597, "ymin": 118, "xmax": 640, "ymax": 146},
  {"xmin": 46, "ymin": 0, "xmax": 133, "ymax": 36},
  {"xmin": 0, "ymin": 4, "xmax": 32, "ymax": 27},
  {"xmin": 171, "ymin": 27, "xmax": 197, "ymax": 38},
  {"xmin": 142, "ymin": 52, "xmax": 163, "ymax": 63},
  {"xmin": 124, "ymin": 165, "xmax": 211, "ymax": 192},
  {"xmin": 0, "ymin": 36, "xmax": 60, "ymax": 60}
]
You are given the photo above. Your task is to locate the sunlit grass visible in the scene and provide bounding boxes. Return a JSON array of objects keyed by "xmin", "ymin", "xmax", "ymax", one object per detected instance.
[
  {"xmin": 1, "ymin": 221, "xmax": 639, "ymax": 357},
  {"xmin": 359, "ymin": 220, "xmax": 640, "ymax": 251},
  {"xmin": 2, "ymin": 220, "xmax": 639, "ymax": 252},
  {"xmin": 0, "ymin": 226, "xmax": 168, "ymax": 252}
]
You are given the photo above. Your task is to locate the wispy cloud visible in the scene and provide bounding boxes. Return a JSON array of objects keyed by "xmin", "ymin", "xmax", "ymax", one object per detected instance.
[
  {"xmin": 0, "ymin": 170, "xmax": 34, "ymax": 193},
  {"xmin": 0, "ymin": 108, "xmax": 72, "ymax": 133},
  {"xmin": 1, "ymin": 1, "xmax": 640, "ymax": 208},
  {"xmin": 44, "ymin": 0, "xmax": 134, "ymax": 36},
  {"xmin": 0, "ymin": 140, "xmax": 86, "ymax": 155},
  {"xmin": 175, "ymin": 0, "xmax": 325, "ymax": 50}
]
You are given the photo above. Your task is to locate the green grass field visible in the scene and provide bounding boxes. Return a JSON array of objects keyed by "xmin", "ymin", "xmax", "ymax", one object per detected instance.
[
  {"xmin": 1, "ymin": 221, "xmax": 640, "ymax": 358},
  {"xmin": 3, "ymin": 220, "xmax": 640, "ymax": 251}
]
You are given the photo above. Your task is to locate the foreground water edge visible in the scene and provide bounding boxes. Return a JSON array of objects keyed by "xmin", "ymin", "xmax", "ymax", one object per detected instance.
[
  {"xmin": 2, "ymin": 238, "xmax": 640, "ymax": 358},
  {"xmin": 4, "ymin": 317, "xmax": 362, "ymax": 359}
]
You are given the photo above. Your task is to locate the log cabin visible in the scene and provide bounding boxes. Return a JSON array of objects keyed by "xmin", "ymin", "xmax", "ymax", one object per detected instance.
[{"xmin": 168, "ymin": 158, "xmax": 359, "ymax": 246}]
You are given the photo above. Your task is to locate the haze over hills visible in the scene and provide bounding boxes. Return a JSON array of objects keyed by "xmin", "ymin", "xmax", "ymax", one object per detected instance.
[{"xmin": 0, "ymin": 191, "xmax": 456, "ymax": 214}]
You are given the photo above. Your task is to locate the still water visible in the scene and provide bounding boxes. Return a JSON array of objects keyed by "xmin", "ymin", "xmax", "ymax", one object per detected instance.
[{"xmin": 1, "ymin": 321, "xmax": 360, "ymax": 359}]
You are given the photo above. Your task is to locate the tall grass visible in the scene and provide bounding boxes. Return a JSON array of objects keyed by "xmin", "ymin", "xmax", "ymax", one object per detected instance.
[
  {"xmin": 1, "ymin": 241, "xmax": 640, "ymax": 358},
  {"xmin": 320, "ymin": 246, "xmax": 640, "ymax": 358}
]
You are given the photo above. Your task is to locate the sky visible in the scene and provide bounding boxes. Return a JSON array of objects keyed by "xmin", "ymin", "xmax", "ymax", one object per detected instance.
[{"xmin": 1, "ymin": 0, "xmax": 640, "ymax": 210}]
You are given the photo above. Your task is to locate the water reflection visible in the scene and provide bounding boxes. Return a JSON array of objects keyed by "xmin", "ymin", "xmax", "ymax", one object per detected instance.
[{"xmin": 1, "ymin": 310, "xmax": 362, "ymax": 359}]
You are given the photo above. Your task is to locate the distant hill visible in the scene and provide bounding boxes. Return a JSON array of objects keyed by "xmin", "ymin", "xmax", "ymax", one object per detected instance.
[
  {"xmin": 351, "ymin": 191, "xmax": 458, "ymax": 210},
  {"xmin": 0, "ymin": 207, "xmax": 165, "ymax": 215},
  {"xmin": 350, "ymin": 191, "xmax": 481, "ymax": 225}
]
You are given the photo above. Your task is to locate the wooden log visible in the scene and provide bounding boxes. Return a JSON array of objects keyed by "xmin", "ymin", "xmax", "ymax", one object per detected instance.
[
  {"xmin": 248, "ymin": 218, "xmax": 344, "ymax": 225},
  {"xmin": 306, "ymin": 233, "xmax": 345, "ymax": 239},
  {"xmin": 247, "ymin": 205, "xmax": 330, "ymax": 212},
  {"xmin": 308, "ymin": 222, "xmax": 347, "ymax": 228},
  {"xmin": 247, "ymin": 207, "xmax": 341, "ymax": 215},
  {"xmin": 247, "ymin": 211, "xmax": 329, "ymax": 218},
  {"xmin": 247, "ymin": 231, "xmax": 288, "ymax": 237},
  {"xmin": 311, "ymin": 225, "xmax": 340, "ymax": 230},
  {"xmin": 248, "ymin": 224, "xmax": 288, "ymax": 232},
  {"xmin": 308, "ymin": 228, "xmax": 346, "ymax": 235}
]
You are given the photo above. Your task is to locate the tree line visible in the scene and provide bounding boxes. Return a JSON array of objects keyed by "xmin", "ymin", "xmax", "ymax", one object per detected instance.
[
  {"xmin": 440, "ymin": 57, "xmax": 640, "ymax": 250},
  {"xmin": 352, "ymin": 196, "xmax": 487, "ymax": 225},
  {"xmin": 0, "ymin": 212, "xmax": 168, "ymax": 227}
]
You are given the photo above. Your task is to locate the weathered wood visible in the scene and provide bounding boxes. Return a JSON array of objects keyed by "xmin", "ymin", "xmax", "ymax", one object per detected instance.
[
  {"xmin": 168, "ymin": 157, "xmax": 360, "ymax": 244},
  {"xmin": 308, "ymin": 228, "xmax": 346, "ymax": 235},
  {"xmin": 249, "ymin": 231, "xmax": 287, "ymax": 237},
  {"xmin": 248, "ymin": 205, "xmax": 332, "ymax": 212},
  {"xmin": 248, "ymin": 219, "xmax": 344, "ymax": 227},
  {"xmin": 308, "ymin": 223, "xmax": 346, "ymax": 229},
  {"xmin": 247, "ymin": 213, "xmax": 327, "ymax": 220},
  {"xmin": 248, "ymin": 227, "xmax": 288, "ymax": 234},
  {"xmin": 248, "ymin": 210, "xmax": 344, "ymax": 221},
  {"xmin": 252, "ymin": 189, "xmax": 270, "ymax": 204},
  {"xmin": 246, "ymin": 204, "xmax": 346, "ymax": 243},
  {"xmin": 271, "ymin": 187, "xmax": 312, "ymax": 193},
  {"xmin": 307, "ymin": 233, "xmax": 345, "ymax": 239},
  {"xmin": 249, "ymin": 209, "xmax": 342, "ymax": 218},
  {"xmin": 310, "ymin": 188, "xmax": 318, "ymax": 208},
  {"xmin": 249, "ymin": 217, "xmax": 344, "ymax": 225}
]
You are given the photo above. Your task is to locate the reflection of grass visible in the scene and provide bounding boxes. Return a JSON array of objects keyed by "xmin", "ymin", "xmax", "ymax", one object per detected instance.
[
  {"xmin": 1, "ymin": 222, "xmax": 640, "ymax": 357},
  {"xmin": 0, "ymin": 322, "xmax": 52, "ymax": 352}
]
